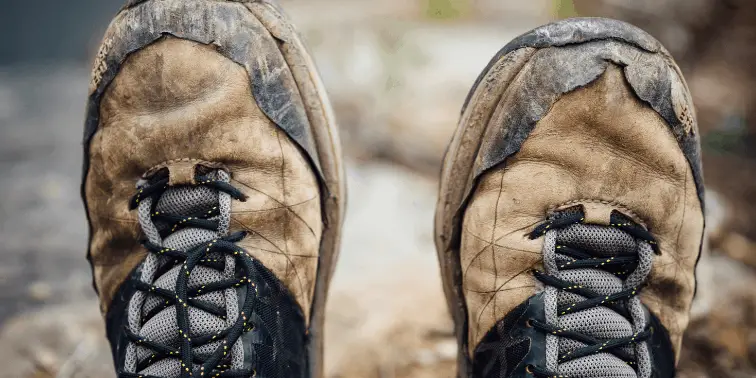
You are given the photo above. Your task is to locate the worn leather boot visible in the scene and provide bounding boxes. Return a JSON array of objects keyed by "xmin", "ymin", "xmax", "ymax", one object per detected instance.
[
  {"xmin": 82, "ymin": 1, "xmax": 345, "ymax": 377},
  {"xmin": 435, "ymin": 18, "xmax": 704, "ymax": 378}
]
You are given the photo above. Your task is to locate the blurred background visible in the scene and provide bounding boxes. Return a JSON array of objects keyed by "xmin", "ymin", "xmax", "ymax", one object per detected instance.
[{"xmin": 0, "ymin": 0, "xmax": 754, "ymax": 376}]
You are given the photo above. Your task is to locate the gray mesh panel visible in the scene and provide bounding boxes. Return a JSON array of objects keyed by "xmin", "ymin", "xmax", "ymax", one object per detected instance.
[
  {"xmin": 626, "ymin": 242, "xmax": 654, "ymax": 289},
  {"xmin": 559, "ymin": 338, "xmax": 587, "ymax": 357},
  {"xmin": 163, "ymin": 227, "xmax": 219, "ymax": 251},
  {"xmin": 541, "ymin": 222, "xmax": 653, "ymax": 378},
  {"xmin": 155, "ymin": 185, "xmax": 217, "ymax": 216},
  {"xmin": 630, "ymin": 242, "xmax": 655, "ymax": 378},
  {"xmin": 559, "ymin": 354, "xmax": 638, "ymax": 378},
  {"xmin": 194, "ymin": 340, "xmax": 226, "ymax": 359},
  {"xmin": 141, "ymin": 358, "xmax": 180, "ymax": 378},
  {"xmin": 635, "ymin": 341, "xmax": 652, "ymax": 378},
  {"xmin": 543, "ymin": 231, "xmax": 560, "ymax": 371},
  {"xmin": 143, "ymin": 263, "xmax": 227, "ymax": 316},
  {"xmin": 124, "ymin": 170, "xmax": 245, "ymax": 376},
  {"xmin": 137, "ymin": 306, "xmax": 228, "ymax": 360},
  {"xmin": 558, "ymin": 307, "xmax": 634, "ymax": 339},
  {"xmin": 558, "ymin": 224, "xmax": 637, "ymax": 256},
  {"xmin": 217, "ymin": 171, "xmax": 232, "ymax": 235},
  {"xmin": 124, "ymin": 344, "xmax": 137, "ymax": 373},
  {"xmin": 138, "ymin": 196, "xmax": 162, "ymax": 245},
  {"xmin": 557, "ymin": 269, "xmax": 624, "ymax": 296},
  {"xmin": 556, "ymin": 291, "xmax": 588, "ymax": 309}
]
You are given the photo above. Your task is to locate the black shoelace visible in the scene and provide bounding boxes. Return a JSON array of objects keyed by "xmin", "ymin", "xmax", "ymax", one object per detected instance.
[
  {"xmin": 118, "ymin": 173, "xmax": 261, "ymax": 378},
  {"xmin": 525, "ymin": 211, "xmax": 658, "ymax": 378}
]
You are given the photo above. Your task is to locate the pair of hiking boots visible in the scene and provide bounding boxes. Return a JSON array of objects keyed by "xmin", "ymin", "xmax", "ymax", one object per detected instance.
[{"xmin": 82, "ymin": 1, "xmax": 704, "ymax": 377}]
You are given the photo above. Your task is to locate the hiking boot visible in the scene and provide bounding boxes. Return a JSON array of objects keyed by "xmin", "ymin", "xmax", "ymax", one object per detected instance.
[
  {"xmin": 435, "ymin": 18, "xmax": 704, "ymax": 378},
  {"xmin": 82, "ymin": 1, "xmax": 345, "ymax": 377}
]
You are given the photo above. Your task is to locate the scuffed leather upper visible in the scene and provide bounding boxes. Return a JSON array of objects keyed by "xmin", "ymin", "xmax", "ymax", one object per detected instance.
[
  {"xmin": 461, "ymin": 65, "xmax": 703, "ymax": 358},
  {"xmin": 84, "ymin": 37, "xmax": 323, "ymax": 320}
]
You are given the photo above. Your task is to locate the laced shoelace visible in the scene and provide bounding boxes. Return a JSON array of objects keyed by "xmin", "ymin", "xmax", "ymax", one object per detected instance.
[
  {"xmin": 525, "ymin": 209, "xmax": 659, "ymax": 378},
  {"xmin": 118, "ymin": 172, "xmax": 261, "ymax": 378}
]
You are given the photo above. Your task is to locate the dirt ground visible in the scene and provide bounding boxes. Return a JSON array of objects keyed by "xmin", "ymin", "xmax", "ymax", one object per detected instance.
[{"xmin": 1, "ymin": 1, "xmax": 755, "ymax": 377}]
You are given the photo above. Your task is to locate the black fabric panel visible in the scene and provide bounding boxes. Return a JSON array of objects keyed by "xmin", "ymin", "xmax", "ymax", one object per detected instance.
[
  {"xmin": 472, "ymin": 293, "xmax": 547, "ymax": 378},
  {"xmin": 469, "ymin": 294, "xmax": 677, "ymax": 378},
  {"xmin": 107, "ymin": 256, "xmax": 308, "ymax": 377},
  {"xmin": 646, "ymin": 308, "xmax": 676, "ymax": 378},
  {"xmin": 239, "ymin": 257, "xmax": 309, "ymax": 378}
]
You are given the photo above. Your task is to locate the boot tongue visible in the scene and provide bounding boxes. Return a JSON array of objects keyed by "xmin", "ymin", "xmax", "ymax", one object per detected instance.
[
  {"xmin": 136, "ymin": 173, "xmax": 238, "ymax": 378},
  {"xmin": 553, "ymin": 223, "xmax": 640, "ymax": 378},
  {"xmin": 156, "ymin": 184, "xmax": 220, "ymax": 251}
]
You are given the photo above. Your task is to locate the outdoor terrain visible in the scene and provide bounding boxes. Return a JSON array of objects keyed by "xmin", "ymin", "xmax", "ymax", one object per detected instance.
[{"xmin": 0, "ymin": 1, "xmax": 754, "ymax": 377}]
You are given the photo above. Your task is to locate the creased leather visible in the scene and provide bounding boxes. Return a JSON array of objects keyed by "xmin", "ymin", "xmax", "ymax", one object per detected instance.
[
  {"xmin": 461, "ymin": 65, "xmax": 703, "ymax": 358},
  {"xmin": 85, "ymin": 38, "xmax": 322, "ymax": 321}
]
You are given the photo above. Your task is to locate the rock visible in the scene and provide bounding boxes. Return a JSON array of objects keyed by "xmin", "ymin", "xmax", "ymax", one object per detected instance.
[
  {"xmin": 27, "ymin": 282, "xmax": 53, "ymax": 301},
  {"xmin": 324, "ymin": 162, "xmax": 456, "ymax": 377},
  {"xmin": 679, "ymin": 289, "xmax": 756, "ymax": 377},
  {"xmin": 0, "ymin": 302, "xmax": 114, "ymax": 378}
]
